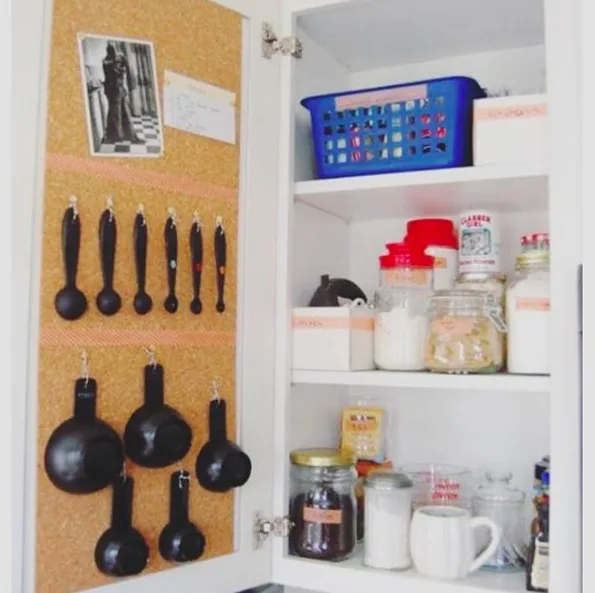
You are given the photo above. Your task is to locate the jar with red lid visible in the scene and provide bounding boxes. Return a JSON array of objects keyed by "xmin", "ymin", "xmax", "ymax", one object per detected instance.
[
  {"xmin": 404, "ymin": 218, "xmax": 458, "ymax": 290},
  {"xmin": 521, "ymin": 233, "xmax": 550, "ymax": 254},
  {"xmin": 374, "ymin": 244, "xmax": 434, "ymax": 371}
]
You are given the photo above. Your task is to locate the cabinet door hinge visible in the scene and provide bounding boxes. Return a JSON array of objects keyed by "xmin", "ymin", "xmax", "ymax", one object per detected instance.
[
  {"xmin": 262, "ymin": 22, "xmax": 302, "ymax": 59},
  {"xmin": 253, "ymin": 511, "xmax": 294, "ymax": 549}
]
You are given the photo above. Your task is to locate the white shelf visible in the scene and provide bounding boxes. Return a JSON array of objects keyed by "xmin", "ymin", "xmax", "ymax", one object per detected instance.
[
  {"xmin": 276, "ymin": 551, "xmax": 526, "ymax": 593},
  {"xmin": 294, "ymin": 163, "xmax": 548, "ymax": 221},
  {"xmin": 296, "ymin": 0, "xmax": 544, "ymax": 72},
  {"xmin": 292, "ymin": 369, "xmax": 550, "ymax": 393}
]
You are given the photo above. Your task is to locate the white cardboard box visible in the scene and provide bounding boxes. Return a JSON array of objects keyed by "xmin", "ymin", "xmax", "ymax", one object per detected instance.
[
  {"xmin": 292, "ymin": 307, "xmax": 375, "ymax": 372},
  {"xmin": 473, "ymin": 94, "xmax": 548, "ymax": 166}
]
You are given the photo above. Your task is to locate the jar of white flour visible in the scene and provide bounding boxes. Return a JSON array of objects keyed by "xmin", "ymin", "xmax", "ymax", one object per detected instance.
[
  {"xmin": 506, "ymin": 251, "xmax": 550, "ymax": 374},
  {"xmin": 364, "ymin": 471, "xmax": 413, "ymax": 570},
  {"xmin": 374, "ymin": 245, "xmax": 434, "ymax": 371}
]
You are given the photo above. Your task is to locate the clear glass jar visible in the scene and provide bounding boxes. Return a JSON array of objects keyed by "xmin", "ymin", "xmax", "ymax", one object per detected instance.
[
  {"xmin": 473, "ymin": 471, "xmax": 527, "ymax": 572},
  {"xmin": 506, "ymin": 252, "xmax": 550, "ymax": 375},
  {"xmin": 288, "ymin": 448, "xmax": 357, "ymax": 561},
  {"xmin": 425, "ymin": 290, "xmax": 506, "ymax": 374},
  {"xmin": 374, "ymin": 250, "xmax": 433, "ymax": 371}
]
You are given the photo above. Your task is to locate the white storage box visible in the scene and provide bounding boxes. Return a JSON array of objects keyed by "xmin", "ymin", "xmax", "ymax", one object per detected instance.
[
  {"xmin": 292, "ymin": 306, "xmax": 375, "ymax": 371},
  {"xmin": 473, "ymin": 94, "xmax": 548, "ymax": 166}
]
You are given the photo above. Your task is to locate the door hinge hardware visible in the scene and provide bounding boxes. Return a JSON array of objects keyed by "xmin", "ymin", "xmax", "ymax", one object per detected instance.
[
  {"xmin": 262, "ymin": 22, "xmax": 302, "ymax": 59},
  {"xmin": 253, "ymin": 511, "xmax": 294, "ymax": 549}
]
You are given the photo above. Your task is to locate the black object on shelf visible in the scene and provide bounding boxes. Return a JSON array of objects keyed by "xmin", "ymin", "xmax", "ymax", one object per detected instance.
[
  {"xmin": 124, "ymin": 362, "xmax": 192, "ymax": 468},
  {"xmin": 195, "ymin": 396, "xmax": 251, "ymax": 493},
  {"xmin": 54, "ymin": 197, "xmax": 88, "ymax": 321},
  {"xmin": 133, "ymin": 207, "xmax": 152, "ymax": 315},
  {"xmin": 159, "ymin": 470, "xmax": 206, "ymax": 563},
  {"xmin": 44, "ymin": 375, "xmax": 124, "ymax": 494},
  {"xmin": 190, "ymin": 214, "xmax": 203, "ymax": 315},
  {"xmin": 95, "ymin": 476, "xmax": 149, "ymax": 577},
  {"xmin": 164, "ymin": 209, "xmax": 179, "ymax": 314},
  {"xmin": 308, "ymin": 274, "xmax": 367, "ymax": 307},
  {"xmin": 96, "ymin": 199, "xmax": 122, "ymax": 316},
  {"xmin": 214, "ymin": 216, "xmax": 226, "ymax": 313}
]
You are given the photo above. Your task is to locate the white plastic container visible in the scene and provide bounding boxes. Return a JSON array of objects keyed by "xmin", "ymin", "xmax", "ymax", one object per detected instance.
[
  {"xmin": 458, "ymin": 210, "xmax": 500, "ymax": 274},
  {"xmin": 292, "ymin": 306, "xmax": 374, "ymax": 371},
  {"xmin": 473, "ymin": 94, "xmax": 548, "ymax": 166}
]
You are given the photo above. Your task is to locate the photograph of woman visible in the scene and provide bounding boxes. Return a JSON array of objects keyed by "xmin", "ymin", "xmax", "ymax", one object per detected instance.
[{"xmin": 78, "ymin": 34, "xmax": 164, "ymax": 156}]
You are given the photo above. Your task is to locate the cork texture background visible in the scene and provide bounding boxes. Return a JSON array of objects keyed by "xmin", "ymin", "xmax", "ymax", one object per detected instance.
[{"xmin": 36, "ymin": 1, "xmax": 242, "ymax": 591}]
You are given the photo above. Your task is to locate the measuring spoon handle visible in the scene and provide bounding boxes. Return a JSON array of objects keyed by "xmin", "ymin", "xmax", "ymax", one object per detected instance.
[
  {"xmin": 99, "ymin": 209, "xmax": 117, "ymax": 289},
  {"xmin": 62, "ymin": 205, "xmax": 81, "ymax": 288},
  {"xmin": 165, "ymin": 217, "xmax": 178, "ymax": 297},
  {"xmin": 134, "ymin": 213, "xmax": 148, "ymax": 293}
]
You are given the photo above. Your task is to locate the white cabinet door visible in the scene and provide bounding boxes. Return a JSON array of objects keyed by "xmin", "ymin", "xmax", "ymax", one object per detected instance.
[{"xmin": 12, "ymin": 1, "xmax": 282, "ymax": 592}]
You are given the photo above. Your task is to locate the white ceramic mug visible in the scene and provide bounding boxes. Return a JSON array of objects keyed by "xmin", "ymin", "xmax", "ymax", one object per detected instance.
[{"xmin": 410, "ymin": 505, "xmax": 501, "ymax": 580}]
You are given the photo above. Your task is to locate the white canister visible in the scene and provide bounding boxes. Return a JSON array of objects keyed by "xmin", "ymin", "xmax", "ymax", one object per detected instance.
[
  {"xmin": 458, "ymin": 211, "xmax": 500, "ymax": 273},
  {"xmin": 363, "ymin": 471, "xmax": 413, "ymax": 570}
]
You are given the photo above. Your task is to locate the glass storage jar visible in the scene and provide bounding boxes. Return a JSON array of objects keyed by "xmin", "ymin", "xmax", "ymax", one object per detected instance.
[
  {"xmin": 374, "ymin": 245, "xmax": 434, "ymax": 371},
  {"xmin": 506, "ymin": 251, "xmax": 550, "ymax": 375},
  {"xmin": 289, "ymin": 448, "xmax": 357, "ymax": 562},
  {"xmin": 425, "ymin": 290, "xmax": 506, "ymax": 374},
  {"xmin": 473, "ymin": 471, "xmax": 527, "ymax": 572}
]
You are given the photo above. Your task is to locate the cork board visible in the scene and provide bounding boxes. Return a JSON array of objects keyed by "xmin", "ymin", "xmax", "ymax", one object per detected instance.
[{"xmin": 35, "ymin": 1, "xmax": 242, "ymax": 592}]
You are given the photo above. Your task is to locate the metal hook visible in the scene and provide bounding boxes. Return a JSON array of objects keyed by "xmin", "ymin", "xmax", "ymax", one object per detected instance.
[
  {"xmin": 215, "ymin": 215, "xmax": 224, "ymax": 233},
  {"xmin": 68, "ymin": 195, "xmax": 79, "ymax": 219},
  {"xmin": 178, "ymin": 469, "xmax": 189, "ymax": 489},
  {"xmin": 211, "ymin": 380, "xmax": 221, "ymax": 403},
  {"xmin": 106, "ymin": 196, "xmax": 115, "ymax": 221},
  {"xmin": 167, "ymin": 207, "xmax": 178, "ymax": 227},
  {"xmin": 80, "ymin": 350, "xmax": 89, "ymax": 386},
  {"xmin": 144, "ymin": 345, "xmax": 157, "ymax": 368},
  {"xmin": 192, "ymin": 211, "xmax": 201, "ymax": 228},
  {"xmin": 137, "ymin": 203, "xmax": 147, "ymax": 226}
]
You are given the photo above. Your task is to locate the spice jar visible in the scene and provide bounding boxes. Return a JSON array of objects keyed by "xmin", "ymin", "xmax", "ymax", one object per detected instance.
[
  {"xmin": 404, "ymin": 218, "xmax": 459, "ymax": 290},
  {"xmin": 425, "ymin": 290, "xmax": 506, "ymax": 374},
  {"xmin": 506, "ymin": 251, "xmax": 550, "ymax": 375},
  {"xmin": 473, "ymin": 471, "xmax": 527, "ymax": 572},
  {"xmin": 288, "ymin": 448, "xmax": 357, "ymax": 561},
  {"xmin": 364, "ymin": 471, "xmax": 413, "ymax": 570},
  {"xmin": 374, "ymin": 245, "xmax": 434, "ymax": 371}
]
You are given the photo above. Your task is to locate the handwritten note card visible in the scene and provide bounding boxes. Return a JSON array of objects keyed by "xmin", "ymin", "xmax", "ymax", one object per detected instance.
[{"xmin": 163, "ymin": 70, "xmax": 236, "ymax": 145}]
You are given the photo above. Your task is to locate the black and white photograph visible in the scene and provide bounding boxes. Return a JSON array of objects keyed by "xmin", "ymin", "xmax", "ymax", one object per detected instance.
[{"xmin": 78, "ymin": 34, "xmax": 164, "ymax": 157}]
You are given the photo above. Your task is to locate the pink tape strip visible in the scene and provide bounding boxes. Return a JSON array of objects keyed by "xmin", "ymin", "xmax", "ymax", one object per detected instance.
[
  {"xmin": 46, "ymin": 153, "xmax": 236, "ymax": 202},
  {"xmin": 40, "ymin": 327, "xmax": 235, "ymax": 347}
]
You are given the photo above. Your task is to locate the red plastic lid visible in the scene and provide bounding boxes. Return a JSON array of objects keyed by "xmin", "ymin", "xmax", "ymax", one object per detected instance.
[
  {"xmin": 522, "ymin": 233, "xmax": 549, "ymax": 245},
  {"xmin": 405, "ymin": 218, "xmax": 458, "ymax": 249},
  {"xmin": 381, "ymin": 242, "xmax": 434, "ymax": 268}
]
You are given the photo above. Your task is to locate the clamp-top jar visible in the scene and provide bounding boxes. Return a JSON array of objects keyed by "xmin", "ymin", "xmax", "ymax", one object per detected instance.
[{"xmin": 425, "ymin": 290, "xmax": 506, "ymax": 374}]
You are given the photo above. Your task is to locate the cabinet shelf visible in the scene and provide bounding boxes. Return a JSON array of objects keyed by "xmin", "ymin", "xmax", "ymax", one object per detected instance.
[
  {"xmin": 276, "ymin": 551, "xmax": 526, "ymax": 593},
  {"xmin": 292, "ymin": 370, "xmax": 549, "ymax": 393},
  {"xmin": 294, "ymin": 163, "xmax": 548, "ymax": 221}
]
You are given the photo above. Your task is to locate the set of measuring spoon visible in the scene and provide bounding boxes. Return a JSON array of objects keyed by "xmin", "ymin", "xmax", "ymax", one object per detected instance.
[{"xmin": 54, "ymin": 196, "xmax": 228, "ymax": 320}]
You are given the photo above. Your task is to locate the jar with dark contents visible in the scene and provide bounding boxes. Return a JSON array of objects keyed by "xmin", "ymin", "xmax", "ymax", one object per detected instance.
[{"xmin": 289, "ymin": 448, "xmax": 357, "ymax": 562}]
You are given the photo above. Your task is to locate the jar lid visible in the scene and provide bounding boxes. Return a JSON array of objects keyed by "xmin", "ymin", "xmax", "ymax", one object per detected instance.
[
  {"xmin": 516, "ymin": 251, "xmax": 550, "ymax": 268},
  {"xmin": 364, "ymin": 470, "xmax": 413, "ymax": 490},
  {"xmin": 429, "ymin": 289, "xmax": 490, "ymax": 303},
  {"xmin": 456, "ymin": 272, "xmax": 507, "ymax": 284},
  {"xmin": 474, "ymin": 471, "xmax": 525, "ymax": 503},
  {"xmin": 522, "ymin": 233, "xmax": 549, "ymax": 245},
  {"xmin": 382, "ymin": 242, "xmax": 434, "ymax": 268},
  {"xmin": 405, "ymin": 218, "xmax": 458, "ymax": 249},
  {"xmin": 290, "ymin": 448, "xmax": 356, "ymax": 468}
]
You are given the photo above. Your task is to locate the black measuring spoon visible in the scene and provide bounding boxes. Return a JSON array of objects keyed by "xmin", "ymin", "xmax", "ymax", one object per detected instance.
[
  {"xmin": 95, "ymin": 476, "xmax": 149, "ymax": 577},
  {"xmin": 195, "ymin": 396, "xmax": 252, "ymax": 493},
  {"xmin": 214, "ymin": 216, "xmax": 226, "ymax": 313},
  {"xmin": 164, "ymin": 209, "xmax": 178, "ymax": 314},
  {"xmin": 54, "ymin": 197, "xmax": 88, "ymax": 321},
  {"xmin": 96, "ymin": 199, "xmax": 121, "ymax": 316},
  {"xmin": 159, "ymin": 470, "xmax": 206, "ymax": 563},
  {"xmin": 190, "ymin": 214, "xmax": 203, "ymax": 315},
  {"xmin": 133, "ymin": 206, "xmax": 152, "ymax": 315}
]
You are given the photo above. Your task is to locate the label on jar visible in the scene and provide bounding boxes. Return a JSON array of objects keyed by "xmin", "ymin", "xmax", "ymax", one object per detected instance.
[
  {"xmin": 340, "ymin": 406, "xmax": 386, "ymax": 462},
  {"xmin": 459, "ymin": 211, "xmax": 500, "ymax": 273},
  {"xmin": 303, "ymin": 506, "xmax": 342, "ymax": 525},
  {"xmin": 431, "ymin": 316, "xmax": 474, "ymax": 336},
  {"xmin": 516, "ymin": 297, "xmax": 551, "ymax": 312},
  {"xmin": 433, "ymin": 256, "xmax": 447, "ymax": 269},
  {"xmin": 382, "ymin": 268, "xmax": 432, "ymax": 287},
  {"xmin": 530, "ymin": 541, "xmax": 549, "ymax": 589}
]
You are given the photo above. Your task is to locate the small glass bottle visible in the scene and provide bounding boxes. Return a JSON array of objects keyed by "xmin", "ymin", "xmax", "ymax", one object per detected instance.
[
  {"xmin": 425, "ymin": 290, "xmax": 506, "ymax": 374},
  {"xmin": 288, "ymin": 448, "xmax": 357, "ymax": 562},
  {"xmin": 374, "ymin": 244, "xmax": 434, "ymax": 371},
  {"xmin": 472, "ymin": 471, "xmax": 527, "ymax": 572}
]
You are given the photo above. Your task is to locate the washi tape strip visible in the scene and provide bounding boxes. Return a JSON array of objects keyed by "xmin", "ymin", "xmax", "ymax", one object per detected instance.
[
  {"xmin": 46, "ymin": 153, "xmax": 236, "ymax": 202},
  {"xmin": 40, "ymin": 327, "xmax": 235, "ymax": 347}
]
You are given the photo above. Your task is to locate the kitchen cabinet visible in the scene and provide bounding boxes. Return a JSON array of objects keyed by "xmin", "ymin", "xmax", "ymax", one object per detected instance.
[{"xmin": 12, "ymin": 0, "xmax": 585, "ymax": 592}]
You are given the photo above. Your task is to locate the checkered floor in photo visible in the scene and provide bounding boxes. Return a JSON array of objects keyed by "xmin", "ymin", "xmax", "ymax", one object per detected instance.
[{"xmin": 98, "ymin": 115, "xmax": 162, "ymax": 155}]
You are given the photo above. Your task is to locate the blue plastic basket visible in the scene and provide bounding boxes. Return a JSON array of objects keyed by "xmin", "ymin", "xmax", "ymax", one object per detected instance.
[{"xmin": 301, "ymin": 76, "xmax": 485, "ymax": 179}]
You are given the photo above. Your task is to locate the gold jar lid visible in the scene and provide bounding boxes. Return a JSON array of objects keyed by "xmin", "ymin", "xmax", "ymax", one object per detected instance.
[
  {"xmin": 290, "ymin": 448, "xmax": 356, "ymax": 468},
  {"xmin": 456, "ymin": 271, "xmax": 507, "ymax": 284},
  {"xmin": 516, "ymin": 251, "xmax": 550, "ymax": 268}
]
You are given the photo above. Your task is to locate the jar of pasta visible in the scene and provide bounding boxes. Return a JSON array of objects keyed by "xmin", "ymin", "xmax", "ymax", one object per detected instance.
[{"xmin": 425, "ymin": 290, "xmax": 506, "ymax": 374}]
